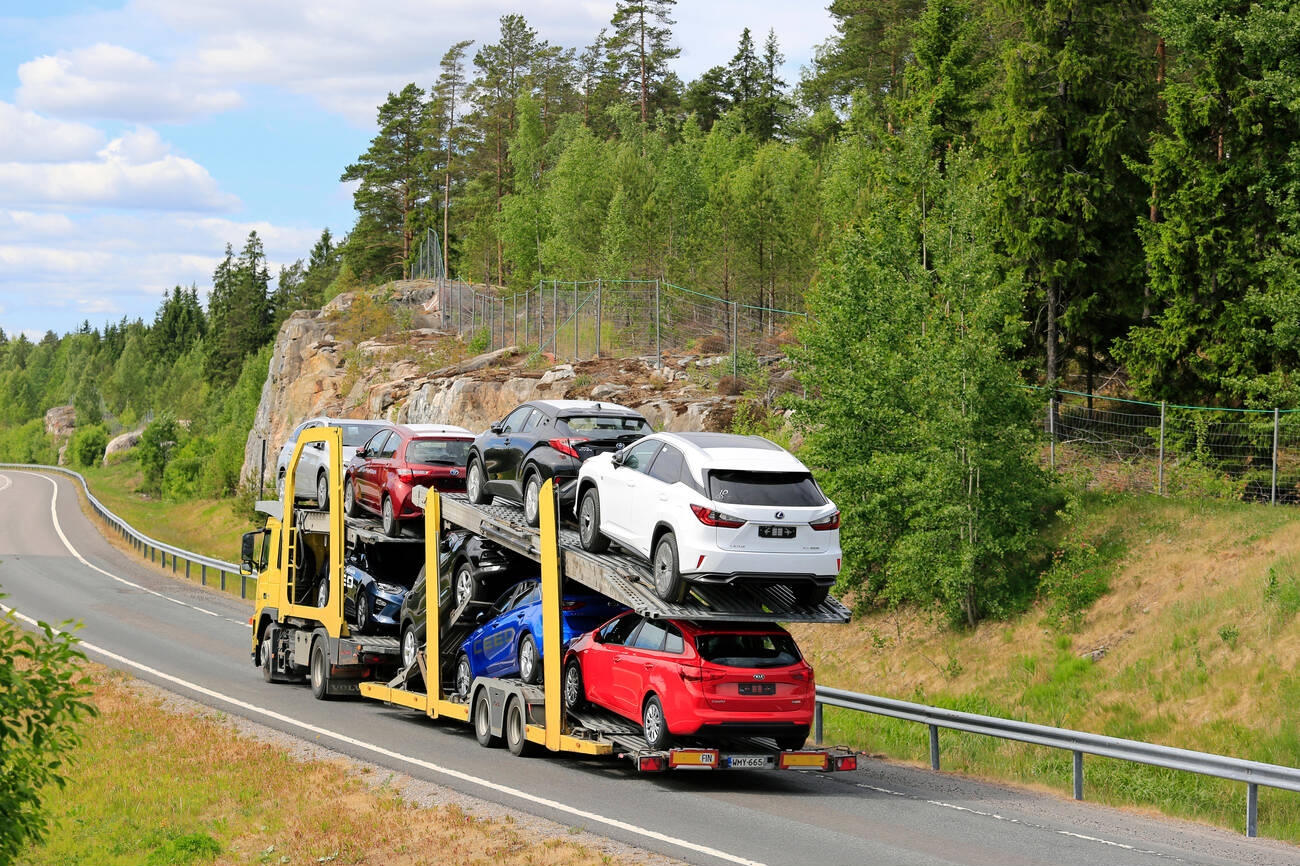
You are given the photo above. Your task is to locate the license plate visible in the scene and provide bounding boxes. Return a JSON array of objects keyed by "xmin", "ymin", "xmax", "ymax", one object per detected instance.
[
  {"xmin": 726, "ymin": 755, "xmax": 771, "ymax": 768},
  {"xmin": 759, "ymin": 525, "xmax": 796, "ymax": 539},
  {"xmin": 738, "ymin": 682, "xmax": 776, "ymax": 696}
]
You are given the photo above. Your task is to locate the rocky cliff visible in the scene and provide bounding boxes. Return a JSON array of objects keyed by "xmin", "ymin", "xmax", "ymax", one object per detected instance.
[{"xmin": 240, "ymin": 282, "xmax": 756, "ymax": 486}]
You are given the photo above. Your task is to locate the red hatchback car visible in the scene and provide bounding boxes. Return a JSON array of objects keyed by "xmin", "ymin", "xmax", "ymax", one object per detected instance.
[
  {"xmin": 562, "ymin": 612, "xmax": 814, "ymax": 751},
  {"xmin": 344, "ymin": 423, "xmax": 474, "ymax": 536}
]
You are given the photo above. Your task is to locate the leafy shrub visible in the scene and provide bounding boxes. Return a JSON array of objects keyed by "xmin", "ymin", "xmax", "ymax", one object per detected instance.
[
  {"xmin": 138, "ymin": 415, "xmax": 179, "ymax": 495},
  {"xmin": 0, "ymin": 600, "xmax": 97, "ymax": 863},
  {"xmin": 1039, "ymin": 537, "xmax": 1112, "ymax": 631},
  {"xmin": 69, "ymin": 423, "xmax": 109, "ymax": 468}
]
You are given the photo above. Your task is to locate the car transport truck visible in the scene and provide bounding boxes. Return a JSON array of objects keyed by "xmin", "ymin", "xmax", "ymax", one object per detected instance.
[{"xmin": 242, "ymin": 425, "xmax": 858, "ymax": 773}]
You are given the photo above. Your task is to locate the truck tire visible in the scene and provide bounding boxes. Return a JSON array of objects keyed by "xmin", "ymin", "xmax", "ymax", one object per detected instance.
[
  {"xmin": 563, "ymin": 659, "xmax": 586, "ymax": 711},
  {"xmin": 518, "ymin": 634, "xmax": 540, "ymax": 684},
  {"xmin": 523, "ymin": 472, "xmax": 542, "ymax": 527},
  {"xmin": 505, "ymin": 697, "xmax": 534, "ymax": 757},
  {"xmin": 473, "ymin": 689, "xmax": 499, "ymax": 748},
  {"xmin": 577, "ymin": 488, "xmax": 609, "ymax": 553},
  {"xmin": 260, "ymin": 626, "xmax": 278, "ymax": 683},
  {"xmin": 652, "ymin": 533, "xmax": 685, "ymax": 603},
  {"xmin": 642, "ymin": 694, "xmax": 671, "ymax": 750},
  {"xmin": 310, "ymin": 638, "xmax": 333, "ymax": 701},
  {"xmin": 466, "ymin": 458, "xmax": 490, "ymax": 505}
]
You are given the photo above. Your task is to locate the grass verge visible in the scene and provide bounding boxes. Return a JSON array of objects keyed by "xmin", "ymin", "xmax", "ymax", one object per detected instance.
[{"xmin": 25, "ymin": 664, "xmax": 650, "ymax": 866}]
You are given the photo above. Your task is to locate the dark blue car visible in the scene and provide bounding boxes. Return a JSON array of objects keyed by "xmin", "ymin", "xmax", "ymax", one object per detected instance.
[
  {"xmin": 454, "ymin": 578, "xmax": 627, "ymax": 697},
  {"xmin": 343, "ymin": 541, "xmax": 423, "ymax": 635}
]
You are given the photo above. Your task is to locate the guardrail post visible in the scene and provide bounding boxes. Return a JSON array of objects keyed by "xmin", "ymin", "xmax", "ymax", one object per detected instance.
[
  {"xmin": 201, "ymin": 564, "xmax": 207, "ymax": 586},
  {"xmin": 1073, "ymin": 751, "xmax": 1084, "ymax": 800},
  {"xmin": 814, "ymin": 702, "xmax": 824, "ymax": 746},
  {"xmin": 929, "ymin": 725, "xmax": 940, "ymax": 770},
  {"xmin": 220, "ymin": 569, "xmax": 227, "ymax": 592},
  {"xmin": 1248, "ymin": 783, "xmax": 1258, "ymax": 837}
]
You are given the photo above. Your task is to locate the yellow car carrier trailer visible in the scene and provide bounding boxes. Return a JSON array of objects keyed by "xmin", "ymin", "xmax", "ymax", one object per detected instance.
[{"xmin": 244, "ymin": 425, "xmax": 858, "ymax": 772}]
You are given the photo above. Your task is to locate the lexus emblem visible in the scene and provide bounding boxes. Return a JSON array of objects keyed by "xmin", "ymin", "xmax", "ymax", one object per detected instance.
[{"xmin": 775, "ymin": 511, "xmax": 784, "ymax": 519}]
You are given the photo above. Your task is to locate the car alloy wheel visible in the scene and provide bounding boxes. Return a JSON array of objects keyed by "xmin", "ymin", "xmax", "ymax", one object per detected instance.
[
  {"xmin": 577, "ymin": 488, "xmax": 609, "ymax": 553},
  {"xmin": 316, "ymin": 473, "xmax": 329, "ymax": 510},
  {"xmin": 523, "ymin": 473, "xmax": 542, "ymax": 527},
  {"xmin": 316, "ymin": 577, "xmax": 329, "ymax": 608},
  {"xmin": 642, "ymin": 694, "xmax": 670, "ymax": 750},
  {"xmin": 455, "ymin": 653, "xmax": 472, "ymax": 700},
  {"xmin": 343, "ymin": 478, "xmax": 360, "ymax": 517},
  {"xmin": 562, "ymin": 659, "xmax": 586, "ymax": 711},
  {"xmin": 467, "ymin": 459, "xmax": 489, "ymax": 505},
  {"xmin": 652, "ymin": 533, "xmax": 685, "ymax": 603},
  {"xmin": 454, "ymin": 564, "xmax": 475, "ymax": 612},
  {"xmin": 401, "ymin": 624, "xmax": 418, "ymax": 671},
  {"xmin": 518, "ymin": 634, "xmax": 540, "ymax": 684},
  {"xmin": 381, "ymin": 496, "xmax": 399, "ymax": 537},
  {"xmin": 355, "ymin": 594, "xmax": 370, "ymax": 634}
]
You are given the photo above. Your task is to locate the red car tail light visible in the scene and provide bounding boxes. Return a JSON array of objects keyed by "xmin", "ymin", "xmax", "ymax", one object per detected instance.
[
  {"xmin": 549, "ymin": 437, "xmax": 588, "ymax": 459},
  {"xmin": 810, "ymin": 511, "xmax": 840, "ymax": 531},
  {"xmin": 396, "ymin": 467, "xmax": 414, "ymax": 481},
  {"xmin": 690, "ymin": 504, "xmax": 746, "ymax": 528}
]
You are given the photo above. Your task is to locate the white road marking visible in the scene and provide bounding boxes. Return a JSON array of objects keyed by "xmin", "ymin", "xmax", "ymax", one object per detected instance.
[
  {"xmin": 0, "ymin": 474, "xmax": 12, "ymax": 493},
  {"xmin": 3, "ymin": 473, "xmax": 768, "ymax": 866},
  {"xmin": 22, "ymin": 472, "xmax": 243, "ymax": 625}
]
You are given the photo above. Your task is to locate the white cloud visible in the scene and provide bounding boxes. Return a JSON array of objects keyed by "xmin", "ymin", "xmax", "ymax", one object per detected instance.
[
  {"xmin": 0, "ymin": 126, "xmax": 240, "ymax": 211},
  {"xmin": 16, "ymin": 43, "xmax": 243, "ymax": 123},
  {"xmin": 0, "ymin": 101, "xmax": 105, "ymax": 162}
]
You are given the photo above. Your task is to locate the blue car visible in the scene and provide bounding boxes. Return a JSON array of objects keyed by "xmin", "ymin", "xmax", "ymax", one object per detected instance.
[
  {"xmin": 343, "ymin": 541, "xmax": 423, "ymax": 635},
  {"xmin": 454, "ymin": 578, "xmax": 627, "ymax": 697}
]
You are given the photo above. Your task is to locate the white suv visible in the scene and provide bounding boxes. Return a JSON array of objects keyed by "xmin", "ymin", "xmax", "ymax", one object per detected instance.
[{"xmin": 574, "ymin": 432, "xmax": 840, "ymax": 605}]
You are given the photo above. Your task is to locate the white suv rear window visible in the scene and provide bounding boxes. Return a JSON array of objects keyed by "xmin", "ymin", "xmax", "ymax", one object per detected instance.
[{"xmin": 706, "ymin": 470, "xmax": 826, "ymax": 506}]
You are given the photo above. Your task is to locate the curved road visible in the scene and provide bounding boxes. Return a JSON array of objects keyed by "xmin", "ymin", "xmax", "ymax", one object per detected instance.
[{"xmin": 0, "ymin": 469, "xmax": 1295, "ymax": 866}]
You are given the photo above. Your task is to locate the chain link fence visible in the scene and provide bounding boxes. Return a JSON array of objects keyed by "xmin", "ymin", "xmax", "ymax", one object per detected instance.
[{"xmin": 1043, "ymin": 389, "xmax": 1300, "ymax": 504}]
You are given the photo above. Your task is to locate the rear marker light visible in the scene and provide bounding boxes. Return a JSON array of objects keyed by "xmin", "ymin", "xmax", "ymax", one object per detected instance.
[
  {"xmin": 690, "ymin": 504, "xmax": 746, "ymax": 528},
  {"xmin": 638, "ymin": 754, "xmax": 667, "ymax": 772},
  {"xmin": 810, "ymin": 511, "xmax": 841, "ymax": 531},
  {"xmin": 833, "ymin": 754, "xmax": 858, "ymax": 772}
]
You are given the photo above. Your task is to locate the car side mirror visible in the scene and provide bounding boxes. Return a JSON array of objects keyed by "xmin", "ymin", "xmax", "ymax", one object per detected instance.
[
  {"xmin": 357, "ymin": 448, "xmax": 369, "ymax": 459},
  {"xmin": 611, "ymin": 451, "xmax": 625, "ymax": 467},
  {"xmin": 490, "ymin": 422, "xmax": 504, "ymax": 434}
]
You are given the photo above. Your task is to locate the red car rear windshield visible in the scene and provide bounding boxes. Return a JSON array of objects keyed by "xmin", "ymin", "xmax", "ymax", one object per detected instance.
[
  {"xmin": 695, "ymin": 632, "xmax": 803, "ymax": 668},
  {"xmin": 706, "ymin": 470, "xmax": 826, "ymax": 507},
  {"xmin": 407, "ymin": 438, "xmax": 470, "ymax": 465}
]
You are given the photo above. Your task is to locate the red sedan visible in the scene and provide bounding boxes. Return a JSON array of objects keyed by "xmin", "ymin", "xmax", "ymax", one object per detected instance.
[
  {"xmin": 344, "ymin": 423, "xmax": 474, "ymax": 536},
  {"xmin": 562, "ymin": 612, "xmax": 814, "ymax": 751}
]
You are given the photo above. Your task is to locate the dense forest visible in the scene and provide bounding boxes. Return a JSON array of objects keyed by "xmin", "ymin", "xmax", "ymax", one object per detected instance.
[{"xmin": 3, "ymin": 0, "xmax": 1298, "ymax": 621}]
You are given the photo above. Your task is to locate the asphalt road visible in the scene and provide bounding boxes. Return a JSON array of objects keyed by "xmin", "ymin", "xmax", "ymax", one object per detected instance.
[{"xmin": 1, "ymin": 468, "xmax": 1297, "ymax": 866}]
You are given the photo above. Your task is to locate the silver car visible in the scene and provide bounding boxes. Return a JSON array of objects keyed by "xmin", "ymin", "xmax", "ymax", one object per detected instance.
[{"xmin": 275, "ymin": 417, "xmax": 391, "ymax": 509}]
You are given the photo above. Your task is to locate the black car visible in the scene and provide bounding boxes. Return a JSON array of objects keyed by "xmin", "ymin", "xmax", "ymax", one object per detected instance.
[
  {"xmin": 397, "ymin": 529, "xmax": 534, "ymax": 672},
  {"xmin": 342, "ymin": 540, "xmax": 425, "ymax": 635},
  {"xmin": 465, "ymin": 399, "xmax": 653, "ymax": 526}
]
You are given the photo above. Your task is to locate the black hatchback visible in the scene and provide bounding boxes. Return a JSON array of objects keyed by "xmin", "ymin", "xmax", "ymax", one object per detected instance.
[{"xmin": 465, "ymin": 399, "xmax": 652, "ymax": 526}]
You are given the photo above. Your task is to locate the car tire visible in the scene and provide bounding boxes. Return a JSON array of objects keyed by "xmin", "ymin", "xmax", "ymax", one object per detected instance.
[
  {"xmin": 381, "ymin": 495, "xmax": 400, "ymax": 537},
  {"xmin": 518, "ymin": 633, "xmax": 540, "ymax": 685},
  {"xmin": 401, "ymin": 622, "xmax": 420, "ymax": 672},
  {"xmin": 642, "ymin": 694, "xmax": 671, "ymax": 750},
  {"xmin": 577, "ymin": 488, "xmax": 609, "ymax": 553},
  {"xmin": 473, "ymin": 689, "xmax": 499, "ymax": 748},
  {"xmin": 466, "ymin": 458, "xmax": 490, "ymax": 505},
  {"xmin": 309, "ymin": 638, "xmax": 332, "ymax": 701},
  {"xmin": 505, "ymin": 697, "xmax": 533, "ymax": 757},
  {"xmin": 316, "ymin": 472, "xmax": 329, "ymax": 510},
  {"xmin": 454, "ymin": 563, "xmax": 475, "ymax": 613},
  {"xmin": 343, "ymin": 477, "xmax": 360, "ymax": 517},
  {"xmin": 523, "ymin": 472, "xmax": 542, "ymax": 527},
  {"xmin": 562, "ymin": 659, "xmax": 586, "ymax": 711},
  {"xmin": 316, "ymin": 577, "xmax": 329, "ymax": 608},
  {"xmin": 652, "ymin": 533, "xmax": 685, "ymax": 603},
  {"xmin": 354, "ymin": 594, "xmax": 371, "ymax": 634},
  {"xmin": 455, "ymin": 653, "xmax": 473, "ymax": 700},
  {"xmin": 795, "ymin": 583, "xmax": 830, "ymax": 607}
]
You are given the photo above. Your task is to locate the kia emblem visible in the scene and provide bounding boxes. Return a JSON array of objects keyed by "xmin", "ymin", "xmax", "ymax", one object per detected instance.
[
  {"xmin": 775, "ymin": 511, "xmax": 784, "ymax": 519},
  {"xmin": 753, "ymin": 673, "xmax": 766, "ymax": 680}
]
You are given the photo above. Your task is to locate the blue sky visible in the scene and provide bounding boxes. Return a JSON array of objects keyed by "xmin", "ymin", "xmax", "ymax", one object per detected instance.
[{"xmin": 0, "ymin": 1, "xmax": 836, "ymax": 341}]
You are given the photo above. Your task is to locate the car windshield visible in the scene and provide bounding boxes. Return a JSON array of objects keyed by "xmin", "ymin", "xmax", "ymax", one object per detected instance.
[
  {"xmin": 407, "ymin": 438, "xmax": 470, "ymax": 466},
  {"xmin": 705, "ymin": 470, "xmax": 826, "ymax": 507},
  {"xmin": 561, "ymin": 415, "xmax": 652, "ymax": 440},
  {"xmin": 696, "ymin": 632, "xmax": 803, "ymax": 668},
  {"xmin": 340, "ymin": 423, "xmax": 387, "ymax": 447}
]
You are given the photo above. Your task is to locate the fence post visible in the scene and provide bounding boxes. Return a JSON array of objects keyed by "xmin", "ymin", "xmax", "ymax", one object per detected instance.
[
  {"xmin": 1048, "ymin": 397, "xmax": 1056, "ymax": 468},
  {"xmin": 655, "ymin": 279, "xmax": 661, "ymax": 369},
  {"xmin": 1272, "ymin": 408, "xmax": 1280, "ymax": 506},
  {"xmin": 574, "ymin": 281, "xmax": 579, "ymax": 361},
  {"xmin": 596, "ymin": 279, "xmax": 602, "ymax": 359},
  {"xmin": 513, "ymin": 294, "xmax": 518, "ymax": 347},
  {"xmin": 1158, "ymin": 400, "xmax": 1167, "ymax": 496},
  {"xmin": 731, "ymin": 302, "xmax": 738, "ymax": 380}
]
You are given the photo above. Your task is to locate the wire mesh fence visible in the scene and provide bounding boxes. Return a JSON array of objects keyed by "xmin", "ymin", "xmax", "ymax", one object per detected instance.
[{"xmin": 1043, "ymin": 390, "xmax": 1300, "ymax": 505}]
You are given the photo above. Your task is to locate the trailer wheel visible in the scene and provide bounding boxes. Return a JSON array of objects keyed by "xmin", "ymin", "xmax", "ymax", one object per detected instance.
[
  {"xmin": 642, "ymin": 694, "xmax": 671, "ymax": 750},
  {"xmin": 473, "ymin": 689, "xmax": 499, "ymax": 748},
  {"xmin": 505, "ymin": 697, "xmax": 534, "ymax": 757},
  {"xmin": 310, "ymin": 638, "xmax": 333, "ymax": 701},
  {"xmin": 563, "ymin": 659, "xmax": 586, "ymax": 711},
  {"xmin": 518, "ymin": 634, "xmax": 540, "ymax": 684}
]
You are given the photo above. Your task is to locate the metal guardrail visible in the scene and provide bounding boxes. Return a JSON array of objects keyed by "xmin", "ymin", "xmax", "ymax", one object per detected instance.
[
  {"xmin": 813, "ymin": 686, "xmax": 1300, "ymax": 838},
  {"xmin": 0, "ymin": 464, "xmax": 250, "ymax": 599},
  {"xmin": 7, "ymin": 463, "xmax": 1294, "ymax": 838}
]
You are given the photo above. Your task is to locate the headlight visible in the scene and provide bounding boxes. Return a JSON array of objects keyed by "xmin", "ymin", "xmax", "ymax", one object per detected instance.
[{"xmin": 376, "ymin": 582, "xmax": 404, "ymax": 596}]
